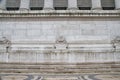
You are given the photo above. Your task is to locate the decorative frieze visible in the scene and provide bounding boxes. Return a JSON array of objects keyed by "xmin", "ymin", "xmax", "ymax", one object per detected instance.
[{"xmin": 0, "ymin": 10, "xmax": 120, "ymax": 17}]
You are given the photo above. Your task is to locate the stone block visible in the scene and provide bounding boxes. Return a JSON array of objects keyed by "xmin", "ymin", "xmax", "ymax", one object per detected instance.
[
  {"xmin": 19, "ymin": 53, "xmax": 35, "ymax": 63},
  {"xmin": 0, "ymin": 53, "xmax": 8, "ymax": 62},
  {"xmin": 20, "ymin": 0, "xmax": 30, "ymax": 10},
  {"xmin": 9, "ymin": 53, "xmax": 20, "ymax": 63},
  {"xmin": 54, "ymin": 44, "xmax": 68, "ymax": 50},
  {"xmin": 27, "ymin": 30, "xmax": 41, "ymax": 37},
  {"xmin": 81, "ymin": 29, "xmax": 95, "ymax": 35},
  {"xmin": 0, "ymin": 45, "xmax": 6, "ymax": 53},
  {"xmin": 14, "ymin": 29, "xmax": 26, "ymax": 35}
]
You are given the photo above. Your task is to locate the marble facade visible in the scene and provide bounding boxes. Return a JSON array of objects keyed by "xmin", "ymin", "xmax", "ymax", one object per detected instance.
[
  {"xmin": 0, "ymin": 13, "xmax": 120, "ymax": 63},
  {"xmin": 0, "ymin": 0, "xmax": 120, "ymax": 78}
]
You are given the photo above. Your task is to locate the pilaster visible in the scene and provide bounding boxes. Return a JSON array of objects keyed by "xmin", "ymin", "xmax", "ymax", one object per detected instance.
[
  {"xmin": 68, "ymin": 0, "xmax": 78, "ymax": 10},
  {"xmin": 0, "ymin": 0, "xmax": 6, "ymax": 10},
  {"xmin": 115, "ymin": 0, "xmax": 120, "ymax": 9},
  {"xmin": 44, "ymin": 0, "xmax": 54, "ymax": 10},
  {"xmin": 20, "ymin": 0, "xmax": 30, "ymax": 10},
  {"xmin": 92, "ymin": 0, "xmax": 102, "ymax": 10}
]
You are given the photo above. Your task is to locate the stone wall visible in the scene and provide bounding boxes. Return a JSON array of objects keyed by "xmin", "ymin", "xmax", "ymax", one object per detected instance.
[
  {"xmin": 0, "ymin": 17, "xmax": 120, "ymax": 41},
  {"xmin": 0, "ymin": 17, "xmax": 120, "ymax": 63},
  {"xmin": 0, "ymin": 52, "xmax": 120, "ymax": 63}
]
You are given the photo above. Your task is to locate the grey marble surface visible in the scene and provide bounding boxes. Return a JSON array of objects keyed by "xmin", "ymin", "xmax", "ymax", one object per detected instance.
[{"xmin": 0, "ymin": 74, "xmax": 120, "ymax": 80}]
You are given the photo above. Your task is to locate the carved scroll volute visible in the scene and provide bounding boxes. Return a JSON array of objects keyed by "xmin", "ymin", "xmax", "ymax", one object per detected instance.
[
  {"xmin": 112, "ymin": 36, "xmax": 120, "ymax": 52},
  {"xmin": 0, "ymin": 37, "xmax": 11, "ymax": 53},
  {"xmin": 54, "ymin": 36, "xmax": 68, "ymax": 50},
  {"xmin": 56, "ymin": 36, "xmax": 67, "ymax": 44},
  {"xmin": 112, "ymin": 36, "xmax": 120, "ymax": 44}
]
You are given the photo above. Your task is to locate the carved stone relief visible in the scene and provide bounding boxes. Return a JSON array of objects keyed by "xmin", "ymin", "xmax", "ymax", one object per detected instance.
[
  {"xmin": 112, "ymin": 36, "xmax": 120, "ymax": 52},
  {"xmin": 54, "ymin": 36, "xmax": 68, "ymax": 50},
  {"xmin": 0, "ymin": 37, "xmax": 11, "ymax": 52}
]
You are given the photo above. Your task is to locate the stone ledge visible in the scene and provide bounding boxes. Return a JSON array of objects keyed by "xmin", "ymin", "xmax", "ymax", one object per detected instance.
[
  {"xmin": 0, "ymin": 10, "xmax": 120, "ymax": 17},
  {"xmin": 10, "ymin": 43, "xmax": 114, "ymax": 53},
  {"xmin": 0, "ymin": 52, "xmax": 119, "ymax": 63},
  {"xmin": 0, "ymin": 61, "xmax": 120, "ymax": 65},
  {"xmin": 0, "ymin": 74, "xmax": 120, "ymax": 80},
  {"xmin": 0, "ymin": 62, "xmax": 120, "ymax": 74}
]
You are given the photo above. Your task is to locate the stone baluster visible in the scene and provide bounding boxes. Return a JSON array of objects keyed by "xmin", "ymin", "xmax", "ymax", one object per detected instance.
[
  {"xmin": 0, "ymin": 0, "xmax": 6, "ymax": 10},
  {"xmin": 115, "ymin": 0, "xmax": 120, "ymax": 9},
  {"xmin": 68, "ymin": 0, "xmax": 78, "ymax": 10},
  {"xmin": 20, "ymin": 0, "xmax": 30, "ymax": 10},
  {"xmin": 44, "ymin": 0, "xmax": 54, "ymax": 10},
  {"xmin": 92, "ymin": 0, "xmax": 102, "ymax": 10}
]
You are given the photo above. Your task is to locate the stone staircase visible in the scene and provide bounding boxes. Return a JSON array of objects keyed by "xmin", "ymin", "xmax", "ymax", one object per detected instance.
[{"xmin": 0, "ymin": 62, "xmax": 120, "ymax": 74}]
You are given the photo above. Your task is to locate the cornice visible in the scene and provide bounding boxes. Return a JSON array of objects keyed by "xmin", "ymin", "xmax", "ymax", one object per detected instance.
[{"xmin": 0, "ymin": 10, "xmax": 120, "ymax": 18}]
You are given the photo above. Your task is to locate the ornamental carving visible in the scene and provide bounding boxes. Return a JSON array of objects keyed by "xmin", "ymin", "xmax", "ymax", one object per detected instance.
[
  {"xmin": 112, "ymin": 36, "xmax": 120, "ymax": 44},
  {"xmin": 56, "ymin": 36, "xmax": 67, "ymax": 44},
  {"xmin": 0, "ymin": 37, "xmax": 11, "ymax": 52},
  {"xmin": 54, "ymin": 36, "xmax": 68, "ymax": 49}
]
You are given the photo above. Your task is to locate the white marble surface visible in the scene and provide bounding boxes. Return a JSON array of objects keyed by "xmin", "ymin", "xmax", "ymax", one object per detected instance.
[
  {"xmin": 0, "ymin": 51, "xmax": 120, "ymax": 63},
  {"xmin": 68, "ymin": 0, "xmax": 78, "ymax": 9},
  {"xmin": 0, "ymin": 10, "xmax": 120, "ymax": 64},
  {"xmin": 92, "ymin": 0, "xmax": 102, "ymax": 9},
  {"xmin": 115, "ymin": 0, "xmax": 120, "ymax": 9},
  {"xmin": 20, "ymin": 0, "xmax": 30, "ymax": 10},
  {"xmin": 0, "ymin": 17, "xmax": 120, "ymax": 41},
  {"xmin": 0, "ymin": 0, "xmax": 6, "ymax": 10},
  {"xmin": 44, "ymin": 0, "xmax": 53, "ymax": 9}
]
